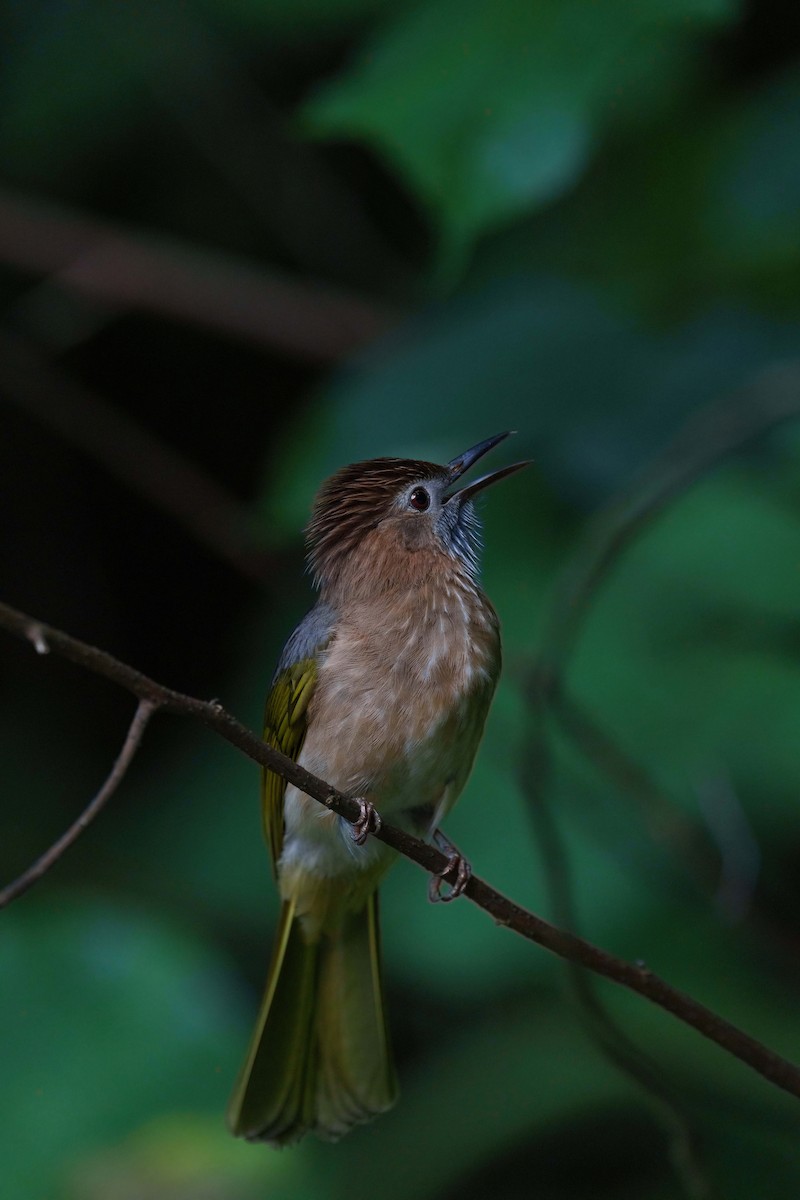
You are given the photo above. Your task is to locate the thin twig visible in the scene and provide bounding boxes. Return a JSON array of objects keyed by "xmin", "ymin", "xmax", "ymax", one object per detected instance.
[
  {"xmin": 0, "ymin": 186, "xmax": 398, "ymax": 363},
  {"xmin": 0, "ymin": 698, "xmax": 155, "ymax": 908},
  {"xmin": 0, "ymin": 599, "xmax": 799, "ymax": 1106}
]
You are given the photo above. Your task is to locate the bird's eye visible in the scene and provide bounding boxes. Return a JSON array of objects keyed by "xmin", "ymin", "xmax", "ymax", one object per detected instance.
[{"xmin": 408, "ymin": 486, "xmax": 431, "ymax": 512}]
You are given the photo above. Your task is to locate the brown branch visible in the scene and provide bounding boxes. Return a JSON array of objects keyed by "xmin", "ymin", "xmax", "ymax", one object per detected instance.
[
  {"xmin": 0, "ymin": 698, "xmax": 155, "ymax": 909},
  {"xmin": 0, "ymin": 186, "xmax": 398, "ymax": 363},
  {"xmin": 1, "ymin": 600, "xmax": 800, "ymax": 1106},
  {"xmin": 0, "ymin": 330, "xmax": 274, "ymax": 586}
]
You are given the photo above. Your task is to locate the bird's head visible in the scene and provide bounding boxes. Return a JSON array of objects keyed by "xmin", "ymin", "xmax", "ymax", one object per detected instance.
[{"xmin": 307, "ymin": 432, "xmax": 528, "ymax": 593}]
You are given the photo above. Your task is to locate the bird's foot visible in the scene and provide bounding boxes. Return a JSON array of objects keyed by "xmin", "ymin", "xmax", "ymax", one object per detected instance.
[
  {"xmin": 351, "ymin": 798, "xmax": 382, "ymax": 846},
  {"xmin": 429, "ymin": 828, "xmax": 472, "ymax": 903}
]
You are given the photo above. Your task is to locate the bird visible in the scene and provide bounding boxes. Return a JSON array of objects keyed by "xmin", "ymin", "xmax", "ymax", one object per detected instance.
[{"xmin": 227, "ymin": 432, "xmax": 528, "ymax": 1146}]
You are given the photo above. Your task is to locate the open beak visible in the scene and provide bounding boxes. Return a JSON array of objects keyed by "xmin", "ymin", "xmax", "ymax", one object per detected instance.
[{"xmin": 443, "ymin": 431, "xmax": 530, "ymax": 503}]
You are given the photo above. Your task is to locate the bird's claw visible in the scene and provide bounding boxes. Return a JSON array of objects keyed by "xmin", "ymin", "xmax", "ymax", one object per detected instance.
[
  {"xmin": 351, "ymin": 798, "xmax": 381, "ymax": 846},
  {"xmin": 429, "ymin": 829, "xmax": 472, "ymax": 903}
]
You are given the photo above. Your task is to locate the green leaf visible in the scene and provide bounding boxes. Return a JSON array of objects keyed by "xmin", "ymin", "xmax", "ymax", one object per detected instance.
[
  {"xmin": 569, "ymin": 470, "xmax": 800, "ymax": 821},
  {"xmin": 258, "ymin": 279, "xmax": 800, "ymax": 538},
  {"xmin": 706, "ymin": 68, "xmax": 800, "ymax": 278},
  {"xmin": 0, "ymin": 897, "xmax": 245, "ymax": 1198},
  {"xmin": 470, "ymin": 64, "xmax": 800, "ymax": 319},
  {"xmin": 303, "ymin": 0, "xmax": 741, "ymax": 265}
]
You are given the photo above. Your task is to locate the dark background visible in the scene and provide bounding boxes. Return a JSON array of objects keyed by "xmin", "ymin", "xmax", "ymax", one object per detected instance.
[{"xmin": 2, "ymin": 1, "xmax": 800, "ymax": 1196}]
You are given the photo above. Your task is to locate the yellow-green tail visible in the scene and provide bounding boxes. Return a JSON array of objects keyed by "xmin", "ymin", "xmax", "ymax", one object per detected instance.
[{"xmin": 227, "ymin": 893, "xmax": 397, "ymax": 1145}]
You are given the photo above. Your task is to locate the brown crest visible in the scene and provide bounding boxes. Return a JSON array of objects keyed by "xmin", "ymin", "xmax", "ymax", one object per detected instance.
[{"xmin": 307, "ymin": 457, "xmax": 443, "ymax": 587}]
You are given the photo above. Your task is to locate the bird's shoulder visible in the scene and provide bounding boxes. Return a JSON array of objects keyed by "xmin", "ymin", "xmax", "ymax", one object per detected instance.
[
  {"xmin": 273, "ymin": 600, "xmax": 336, "ymax": 678},
  {"xmin": 262, "ymin": 601, "xmax": 336, "ymax": 868}
]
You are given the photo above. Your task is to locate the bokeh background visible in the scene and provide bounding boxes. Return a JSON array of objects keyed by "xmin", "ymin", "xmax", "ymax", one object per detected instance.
[{"xmin": 2, "ymin": 1, "xmax": 800, "ymax": 1197}]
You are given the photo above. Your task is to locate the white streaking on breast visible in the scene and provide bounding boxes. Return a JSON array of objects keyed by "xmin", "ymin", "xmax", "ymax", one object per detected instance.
[{"xmin": 279, "ymin": 571, "xmax": 499, "ymax": 881}]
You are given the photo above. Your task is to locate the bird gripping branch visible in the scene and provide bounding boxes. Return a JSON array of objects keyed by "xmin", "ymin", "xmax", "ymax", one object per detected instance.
[{"xmin": 228, "ymin": 433, "xmax": 528, "ymax": 1145}]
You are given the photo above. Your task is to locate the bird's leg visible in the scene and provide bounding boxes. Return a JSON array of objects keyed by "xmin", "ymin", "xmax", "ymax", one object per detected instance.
[
  {"xmin": 429, "ymin": 828, "xmax": 472, "ymax": 903},
  {"xmin": 350, "ymin": 797, "xmax": 382, "ymax": 846}
]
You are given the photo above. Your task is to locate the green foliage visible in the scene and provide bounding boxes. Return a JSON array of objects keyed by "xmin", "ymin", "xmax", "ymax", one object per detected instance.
[
  {"xmin": 0, "ymin": 897, "xmax": 246, "ymax": 1198},
  {"xmin": 707, "ymin": 68, "xmax": 800, "ymax": 284},
  {"xmin": 304, "ymin": 0, "xmax": 741, "ymax": 267},
  {"xmin": 261, "ymin": 281, "xmax": 799, "ymax": 537}
]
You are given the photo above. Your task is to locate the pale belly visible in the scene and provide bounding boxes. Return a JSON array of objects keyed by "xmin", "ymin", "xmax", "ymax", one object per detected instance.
[
  {"xmin": 275, "ymin": 584, "xmax": 499, "ymax": 933},
  {"xmin": 279, "ymin": 686, "xmax": 486, "ymax": 883}
]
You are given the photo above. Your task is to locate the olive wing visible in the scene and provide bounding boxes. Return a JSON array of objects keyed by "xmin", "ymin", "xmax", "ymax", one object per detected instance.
[{"xmin": 261, "ymin": 602, "xmax": 335, "ymax": 872}]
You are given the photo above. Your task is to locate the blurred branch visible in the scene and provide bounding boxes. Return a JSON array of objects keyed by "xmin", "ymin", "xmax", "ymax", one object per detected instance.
[
  {"xmin": 532, "ymin": 360, "xmax": 800, "ymax": 879},
  {"xmin": 553, "ymin": 688, "xmax": 717, "ymax": 889},
  {"xmin": 520, "ymin": 703, "xmax": 715, "ymax": 1200},
  {"xmin": 0, "ymin": 698, "xmax": 154, "ymax": 909},
  {"xmin": 520, "ymin": 363, "xmax": 800, "ymax": 1191},
  {"xmin": 515, "ymin": 362, "xmax": 800, "ymax": 1180},
  {"xmin": 2, "ymin": 600, "xmax": 800, "ymax": 1107},
  {"xmin": 695, "ymin": 773, "xmax": 761, "ymax": 924},
  {"xmin": 571, "ymin": 970, "xmax": 718, "ymax": 1200},
  {"xmin": 0, "ymin": 330, "xmax": 274, "ymax": 585},
  {"xmin": 538, "ymin": 360, "xmax": 800, "ymax": 676},
  {"xmin": 0, "ymin": 186, "xmax": 398, "ymax": 363}
]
